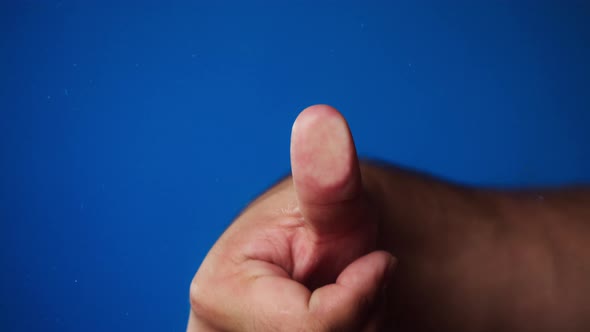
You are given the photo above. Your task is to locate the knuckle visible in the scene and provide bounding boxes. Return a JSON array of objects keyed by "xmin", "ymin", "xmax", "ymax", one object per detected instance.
[{"xmin": 189, "ymin": 276, "xmax": 214, "ymax": 320}]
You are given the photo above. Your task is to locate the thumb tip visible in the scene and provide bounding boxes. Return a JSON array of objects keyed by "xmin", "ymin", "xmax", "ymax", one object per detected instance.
[
  {"xmin": 290, "ymin": 104, "xmax": 361, "ymax": 205},
  {"xmin": 383, "ymin": 253, "xmax": 397, "ymax": 286},
  {"xmin": 307, "ymin": 251, "xmax": 397, "ymax": 328}
]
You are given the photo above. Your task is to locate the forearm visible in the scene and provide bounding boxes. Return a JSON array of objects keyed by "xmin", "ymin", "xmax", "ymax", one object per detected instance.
[
  {"xmin": 361, "ymin": 162, "xmax": 502, "ymax": 264},
  {"xmin": 499, "ymin": 188, "xmax": 590, "ymax": 328},
  {"xmin": 362, "ymin": 162, "xmax": 590, "ymax": 331}
]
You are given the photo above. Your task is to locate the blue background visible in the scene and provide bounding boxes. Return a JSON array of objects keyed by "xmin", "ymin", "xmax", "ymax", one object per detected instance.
[{"xmin": 1, "ymin": 1, "xmax": 589, "ymax": 331}]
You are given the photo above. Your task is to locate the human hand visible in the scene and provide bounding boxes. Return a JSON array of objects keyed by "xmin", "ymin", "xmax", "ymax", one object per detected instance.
[
  {"xmin": 188, "ymin": 105, "xmax": 396, "ymax": 331},
  {"xmin": 189, "ymin": 104, "xmax": 590, "ymax": 332}
]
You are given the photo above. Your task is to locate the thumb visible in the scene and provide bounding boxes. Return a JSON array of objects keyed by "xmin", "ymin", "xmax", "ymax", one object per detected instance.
[
  {"xmin": 290, "ymin": 104, "xmax": 367, "ymax": 234},
  {"xmin": 308, "ymin": 251, "xmax": 396, "ymax": 330}
]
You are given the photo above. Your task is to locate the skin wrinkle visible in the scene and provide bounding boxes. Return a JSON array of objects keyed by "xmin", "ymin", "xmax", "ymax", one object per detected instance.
[
  {"xmin": 238, "ymin": 222, "xmax": 296, "ymax": 276},
  {"xmin": 276, "ymin": 202, "xmax": 301, "ymax": 220},
  {"xmin": 230, "ymin": 174, "xmax": 376, "ymax": 289},
  {"xmin": 236, "ymin": 172, "xmax": 377, "ymax": 289}
]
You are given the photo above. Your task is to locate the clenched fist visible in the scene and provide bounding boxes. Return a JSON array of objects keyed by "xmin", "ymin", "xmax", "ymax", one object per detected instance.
[{"xmin": 189, "ymin": 105, "xmax": 395, "ymax": 331}]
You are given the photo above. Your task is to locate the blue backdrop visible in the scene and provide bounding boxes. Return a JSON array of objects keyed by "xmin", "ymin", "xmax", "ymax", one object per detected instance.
[{"xmin": 1, "ymin": 1, "xmax": 589, "ymax": 331}]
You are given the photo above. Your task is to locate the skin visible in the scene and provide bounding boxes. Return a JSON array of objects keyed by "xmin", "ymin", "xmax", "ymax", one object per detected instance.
[{"xmin": 188, "ymin": 105, "xmax": 590, "ymax": 331}]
